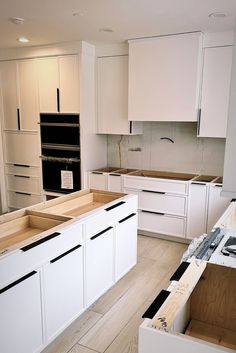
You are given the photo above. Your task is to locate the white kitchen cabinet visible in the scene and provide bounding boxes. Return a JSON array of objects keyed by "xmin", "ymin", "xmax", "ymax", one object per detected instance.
[
  {"xmin": 38, "ymin": 55, "xmax": 79, "ymax": 113},
  {"xmin": 88, "ymin": 171, "xmax": 107, "ymax": 190},
  {"xmin": 0, "ymin": 270, "xmax": 43, "ymax": 353},
  {"xmin": 198, "ymin": 46, "xmax": 233, "ymax": 138},
  {"xmin": 128, "ymin": 32, "xmax": 202, "ymax": 121},
  {"xmin": 97, "ymin": 55, "xmax": 142, "ymax": 134},
  {"xmin": 207, "ymin": 182, "xmax": 231, "ymax": 233},
  {"xmin": 0, "ymin": 59, "xmax": 39, "ymax": 131},
  {"xmin": 85, "ymin": 225, "xmax": 114, "ymax": 306},
  {"xmin": 43, "ymin": 243, "xmax": 84, "ymax": 342},
  {"xmin": 115, "ymin": 212, "xmax": 137, "ymax": 280},
  {"xmin": 187, "ymin": 182, "xmax": 208, "ymax": 239}
]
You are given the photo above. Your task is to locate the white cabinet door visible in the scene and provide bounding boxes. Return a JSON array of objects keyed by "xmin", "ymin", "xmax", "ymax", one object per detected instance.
[
  {"xmin": 187, "ymin": 183, "xmax": 208, "ymax": 239},
  {"xmin": 0, "ymin": 61, "xmax": 18, "ymax": 130},
  {"xmin": 17, "ymin": 59, "xmax": 39, "ymax": 131},
  {"xmin": 207, "ymin": 184, "xmax": 231, "ymax": 232},
  {"xmin": 128, "ymin": 32, "xmax": 202, "ymax": 121},
  {"xmin": 0, "ymin": 270, "xmax": 43, "ymax": 353},
  {"xmin": 97, "ymin": 55, "xmax": 142, "ymax": 134},
  {"xmin": 115, "ymin": 213, "xmax": 137, "ymax": 281},
  {"xmin": 58, "ymin": 55, "xmax": 80, "ymax": 113},
  {"xmin": 44, "ymin": 244, "xmax": 84, "ymax": 342},
  {"xmin": 85, "ymin": 226, "xmax": 114, "ymax": 306},
  {"xmin": 38, "ymin": 57, "xmax": 59, "ymax": 113},
  {"xmin": 198, "ymin": 46, "xmax": 233, "ymax": 138},
  {"xmin": 88, "ymin": 172, "xmax": 107, "ymax": 190}
]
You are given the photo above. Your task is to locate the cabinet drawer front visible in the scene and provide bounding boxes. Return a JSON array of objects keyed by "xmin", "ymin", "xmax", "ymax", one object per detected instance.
[
  {"xmin": 84, "ymin": 195, "xmax": 138, "ymax": 239},
  {"xmin": 107, "ymin": 174, "xmax": 122, "ymax": 192},
  {"xmin": 124, "ymin": 176, "xmax": 187, "ymax": 194},
  {"xmin": 5, "ymin": 164, "xmax": 41, "ymax": 177},
  {"xmin": 8, "ymin": 191, "xmax": 43, "ymax": 209},
  {"xmin": 88, "ymin": 172, "xmax": 107, "ymax": 190},
  {"xmin": 139, "ymin": 191, "xmax": 186, "ymax": 216},
  {"xmin": 0, "ymin": 221, "xmax": 83, "ymax": 287},
  {"xmin": 7, "ymin": 175, "xmax": 41, "ymax": 194},
  {"xmin": 138, "ymin": 210, "xmax": 185, "ymax": 238}
]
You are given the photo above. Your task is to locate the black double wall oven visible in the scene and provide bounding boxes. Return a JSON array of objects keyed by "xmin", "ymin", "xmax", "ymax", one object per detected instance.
[{"xmin": 40, "ymin": 113, "xmax": 81, "ymax": 194}]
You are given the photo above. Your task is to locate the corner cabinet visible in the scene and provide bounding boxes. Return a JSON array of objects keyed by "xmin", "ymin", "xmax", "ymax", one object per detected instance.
[
  {"xmin": 37, "ymin": 55, "xmax": 80, "ymax": 113},
  {"xmin": 0, "ymin": 59, "xmax": 39, "ymax": 131},
  {"xmin": 97, "ymin": 55, "xmax": 142, "ymax": 134},
  {"xmin": 128, "ymin": 32, "xmax": 203, "ymax": 122},
  {"xmin": 198, "ymin": 45, "xmax": 233, "ymax": 138}
]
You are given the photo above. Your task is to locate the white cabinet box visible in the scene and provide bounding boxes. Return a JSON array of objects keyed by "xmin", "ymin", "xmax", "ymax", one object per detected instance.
[
  {"xmin": 198, "ymin": 46, "xmax": 233, "ymax": 138},
  {"xmin": 128, "ymin": 32, "xmax": 202, "ymax": 121}
]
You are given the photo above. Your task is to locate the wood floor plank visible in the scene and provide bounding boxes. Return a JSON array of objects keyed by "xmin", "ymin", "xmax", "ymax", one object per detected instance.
[
  {"xmin": 42, "ymin": 310, "xmax": 102, "ymax": 353},
  {"xmin": 69, "ymin": 344, "xmax": 99, "ymax": 353}
]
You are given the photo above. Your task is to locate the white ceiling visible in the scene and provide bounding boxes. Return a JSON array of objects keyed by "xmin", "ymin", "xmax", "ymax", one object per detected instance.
[{"xmin": 1, "ymin": 0, "xmax": 236, "ymax": 49}]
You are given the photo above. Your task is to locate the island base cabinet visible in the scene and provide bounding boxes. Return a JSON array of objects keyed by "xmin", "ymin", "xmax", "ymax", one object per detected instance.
[
  {"xmin": 0, "ymin": 270, "xmax": 43, "ymax": 353},
  {"xmin": 85, "ymin": 226, "xmax": 114, "ymax": 306},
  {"xmin": 43, "ymin": 244, "xmax": 84, "ymax": 342},
  {"xmin": 115, "ymin": 213, "xmax": 137, "ymax": 281}
]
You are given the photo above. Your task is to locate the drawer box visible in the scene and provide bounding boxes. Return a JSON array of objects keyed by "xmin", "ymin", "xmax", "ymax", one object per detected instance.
[
  {"xmin": 124, "ymin": 176, "xmax": 188, "ymax": 195},
  {"xmin": 138, "ymin": 210, "xmax": 186, "ymax": 238},
  {"xmin": 8, "ymin": 191, "xmax": 43, "ymax": 209},
  {"xmin": 139, "ymin": 190, "xmax": 187, "ymax": 216},
  {"xmin": 0, "ymin": 215, "xmax": 81, "ymax": 287},
  {"xmin": 5, "ymin": 164, "xmax": 41, "ymax": 177},
  {"xmin": 7, "ymin": 174, "xmax": 41, "ymax": 194}
]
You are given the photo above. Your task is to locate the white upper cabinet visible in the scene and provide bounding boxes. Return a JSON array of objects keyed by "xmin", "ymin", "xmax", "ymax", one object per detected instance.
[
  {"xmin": 97, "ymin": 55, "xmax": 142, "ymax": 134},
  {"xmin": 198, "ymin": 46, "xmax": 233, "ymax": 138},
  {"xmin": 0, "ymin": 60, "xmax": 39, "ymax": 131},
  {"xmin": 128, "ymin": 32, "xmax": 202, "ymax": 122},
  {"xmin": 38, "ymin": 55, "xmax": 80, "ymax": 113}
]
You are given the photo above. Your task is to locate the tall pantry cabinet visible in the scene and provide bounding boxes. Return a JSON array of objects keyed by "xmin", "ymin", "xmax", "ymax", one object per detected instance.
[{"xmin": 0, "ymin": 42, "xmax": 107, "ymax": 212}]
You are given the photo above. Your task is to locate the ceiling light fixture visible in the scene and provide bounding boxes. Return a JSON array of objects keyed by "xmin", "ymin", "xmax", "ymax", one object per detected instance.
[
  {"xmin": 72, "ymin": 12, "xmax": 84, "ymax": 17},
  {"xmin": 208, "ymin": 12, "xmax": 229, "ymax": 19},
  {"xmin": 99, "ymin": 28, "xmax": 114, "ymax": 33},
  {"xmin": 17, "ymin": 37, "xmax": 29, "ymax": 43},
  {"xmin": 10, "ymin": 17, "xmax": 25, "ymax": 25}
]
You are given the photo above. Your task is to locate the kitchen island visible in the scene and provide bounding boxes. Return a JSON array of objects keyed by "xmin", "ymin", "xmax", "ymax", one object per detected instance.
[{"xmin": 0, "ymin": 189, "xmax": 138, "ymax": 353}]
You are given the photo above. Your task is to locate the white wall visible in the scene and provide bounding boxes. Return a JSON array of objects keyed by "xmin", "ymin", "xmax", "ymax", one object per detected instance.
[{"xmin": 107, "ymin": 122, "xmax": 225, "ymax": 176}]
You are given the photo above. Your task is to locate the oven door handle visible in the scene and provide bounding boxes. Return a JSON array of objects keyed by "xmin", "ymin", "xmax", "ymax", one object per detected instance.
[{"xmin": 41, "ymin": 156, "xmax": 80, "ymax": 163}]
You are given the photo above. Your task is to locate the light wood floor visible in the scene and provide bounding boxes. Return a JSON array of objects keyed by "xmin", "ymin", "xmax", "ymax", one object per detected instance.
[{"xmin": 42, "ymin": 235, "xmax": 187, "ymax": 353}]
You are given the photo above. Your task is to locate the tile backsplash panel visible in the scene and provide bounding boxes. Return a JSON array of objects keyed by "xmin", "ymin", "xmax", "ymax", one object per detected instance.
[{"xmin": 107, "ymin": 122, "xmax": 225, "ymax": 176}]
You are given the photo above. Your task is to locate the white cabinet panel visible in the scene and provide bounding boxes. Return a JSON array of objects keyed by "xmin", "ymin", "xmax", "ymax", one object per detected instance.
[
  {"xmin": 187, "ymin": 183, "xmax": 208, "ymax": 239},
  {"xmin": 115, "ymin": 213, "xmax": 137, "ymax": 281},
  {"xmin": 85, "ymin": 226, "xmax": 114, "ymax": 306},
  {"xmin": 88, "ymin": 172, "xmax": 107, "ymax": 190},
  {"xmin": 0, "ymin": 270, "xmax": 43, "ymax": 353},
  {"xmin": 44, "ymin": 244, "xmax": 84, "ymax": 341},
  {"xmin": 199, "ymin": 46, "xmax": 233, "ymax": 138},
  {"xmin": 108, "ymin": 174, "xmax": 123, "ymax": 192},
  {"xmin": 128, "ymin": 32, "xmax": 202, "ymax": 121},
  {"xmin": 7, "ymin": 174, "xmax": 41, "ymax": 194},
  {"xmin": 0, "ymin": 61, "xmax": 18, "ymax": 130},
  {"xmin": 8, "ymin": 191, "xmax": 43, "ymax": 209},
  {"xmin": 4, "ymin": 131, "xmax": 40, "ymax": 166},
  {"xmin": 5, "ymin": 164, "xmax": 41, "ymax": 177}
]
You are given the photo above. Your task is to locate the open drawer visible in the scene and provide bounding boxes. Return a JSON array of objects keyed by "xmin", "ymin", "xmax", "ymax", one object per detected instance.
[{"xmin": 140, "ymin": 261, "xmax": 236, "ymax": 353}]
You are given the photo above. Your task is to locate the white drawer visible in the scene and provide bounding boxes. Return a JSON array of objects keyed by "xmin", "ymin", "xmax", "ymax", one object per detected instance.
[
  {"xmin": 88, "ymin": 172, "xmax": 107, "ymax": 190},
  {"xmin": 5, "ymin": 164, "xmax": 41, "ymax": 177},
  {"xmin": 124, "ymin": 176, "xmax": 188, "ymax": 195},
  {"xmin": 8, "ymin": 191, "xmax": 43, "ymax": 209},
  {"xmin": 107, "ymin": 174, "xmax": 122, "ymax": 192},
  {"xmin": 84, "ymin": 195, "xmax": 138, "ymax": 239},
  {"xmin": 139, "ymin": 190, "xmax": 187, "ymax": 216},
  {"xmin": 7, "ymin": 175, "xmax": 41, "ymax": 194},
  {"xmin": 138, "ymin": 210, "xmax": 186, "ymax": 238},
  {"xmin": 0, "ymin": 221, "xmax": 83, "ymax": 288}
]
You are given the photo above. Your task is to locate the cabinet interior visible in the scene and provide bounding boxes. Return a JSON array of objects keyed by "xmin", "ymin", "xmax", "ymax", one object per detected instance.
[
  {"xmin": 174, "ymin": 264, "xmax": 236, "ymax": 350},
  {"xmin": 41, "ymin": 190, "xmax": 124, "ymax": 217},
  {"xmin": 0, "ymin": 213, "xmax": 66, "ymax": 251},
  {"xmin": 129, "ymin": 169, "xmax": 197, "ymax": 181},
  {"xmin": 193, "ymin": 174, "xmax": 217, "ymax": 182}
]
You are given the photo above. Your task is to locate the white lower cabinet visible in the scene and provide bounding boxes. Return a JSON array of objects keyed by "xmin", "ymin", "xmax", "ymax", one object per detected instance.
[
  {"xmin": 43, "ymin": 243, "xmax": 84, "ymax": 342},
  {"xmin": 0, "ymin": 270, "xmax": 43, "ymax": 353},
  {"xmin": 88, "ymin": 172, "xmax": 107, "ymax": 190},
  {"xmin": 85, "ymin": 225, "xmax": 114, "ymax": 306},
  {"xmin": 115, "ymin": 213, "xmax": 137, "ymax": 281}
]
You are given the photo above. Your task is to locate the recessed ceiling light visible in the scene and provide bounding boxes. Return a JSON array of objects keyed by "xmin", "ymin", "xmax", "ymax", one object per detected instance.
[
  {"xmin": 17, "ymin": 37, "xmax": 29, "ymax": 43},
  {"xmin": 9, "ymin": 17, "xmax": 25, "ymax": 25},
  {"xmin": 99, "ymin": 28, "xmax": 114, "ymax": 33},
  {"xmin": 208, "ymin": 12, "xmax": 229, "ymax": 19},
  {"xmin": 72, "ymin": 12, "xmax": 84, "ymax": 17}
]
